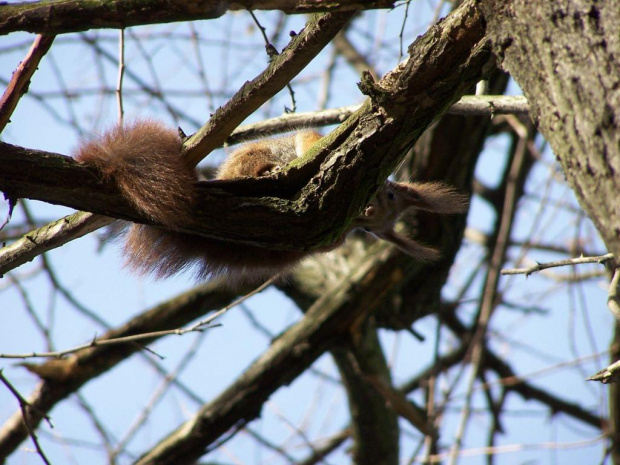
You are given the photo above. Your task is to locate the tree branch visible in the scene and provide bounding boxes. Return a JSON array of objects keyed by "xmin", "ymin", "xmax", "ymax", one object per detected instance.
[
  {"xmin": 0, "ymin": 0, "xmax": 490, "ymax": 255},
  {"xmin": 0, "ymin": 212, "xmax": 113, "ymax": 277},
  {"xmin": 501, "ymin": 253, "xmax": 615, "ymax": 276},
  {"xmin": 225, "ymin": 95, "xmax": 529, "ymax": 145},
  {"xmin": 183, "ymin": 10, "xmax": 357, "ymax": 165},
  {"xmin": 0, "ymin": 0, "xmax": 392, "ymax": 36},
  {"xmin": 134, "ymin": 245, "xmax": 405, "ymax": 465},
  {"xmin": 0, "ymin": 282, "xmax": 240, "ymax": 460},
  {"xmin": 0, "ymin": 34, "xmax": 55, "ymax": 130}
]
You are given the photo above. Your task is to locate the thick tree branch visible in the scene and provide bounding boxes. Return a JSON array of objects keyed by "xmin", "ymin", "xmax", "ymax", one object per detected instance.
[
  {"xmin": 183, "ymin": 10, "xmax": 357, "ymax": 165},
  {"xmin": 0, "ymin": 0, "xmax": 491, "ymax": 255},
  {"xmin": 329, "ymin": 316, "xmax": 401, "ymax": 464},
  {"xmin": 0, "ymin": 0, "xmax": 392, "ymax": 36},
  {"xmin": 135, "ymin": 244, "xmax": 404, "ymax": 465}
]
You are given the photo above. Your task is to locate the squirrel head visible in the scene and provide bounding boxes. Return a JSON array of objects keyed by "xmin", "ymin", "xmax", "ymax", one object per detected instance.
[{"xmin": 354, "ymin": 181, "xmax": 469, "ymax": 261}]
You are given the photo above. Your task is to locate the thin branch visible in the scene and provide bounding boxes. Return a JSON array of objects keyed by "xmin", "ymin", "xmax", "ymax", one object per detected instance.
[
  {"xmin": 0, "ymin": 281, "xmax": 240, "ymax": 459},
  {"xmin": 0, "ymin": 276, "xmax": 275, "ymax": 360},
  {"xmin": 0, "ymin": 370, "xmax": 52, "ymax": 465},
  {"xmin": 424, "ymin": 435, "xmax": 607, "ymax": 463},
  {"xmin": 182, "ymin": 10, "xmax": 356, "ymax": 166},
  {"xmin": 608, "ymin": 267, "xmax": 620, "ymax": 320},
  {"xmin": 295, "ymin": 429, "xmax": 350, "ymax": 465},
  {"xmin": 248, "ymin": 10, "xmax": 297, "ymax": 113},
  {"xmin": 332, "ymin": 29, "xmax": 377, "ymax": 79},
  {"xmin": 0, "ymin": 34, "xmax": 55, "ymax": 132},
  {"xmin": 501, "ymin": 253, "xmax": 615, "ymax": 276},
  {"xmin": 440, "ymin": 310, "xmax": 604, "ymax": 429},
  {"xmin": 244, "ymin": 427, "xmax": 297, "ymax": 462},
  {"xmin": 116, "ymin": 29, "xmax": 125, "ymax": 123},
  {"xmin": 588, "ymin": 359, "xmax": 620, "ymax": 384},
  {"xmin": 226, "ymin": 96, "xmax": 529, "ymax": 145},
  {"xmin": 449, "ymin": 94, "xmax": 528, "ymax": 116},
  {"xmin": 0, "ymin": 212, "xmax": 113, "ymax": 277},
  {"xmin": 111, "ymin": 333, "xmax": 208, "ymax": 461},
  {"xmin": 449, "ymin": 119, "xmax": 533, "ymax": 464},
  {"xmin": 365, "ymin": 374, "xmax": 437, "ymax": 438}
]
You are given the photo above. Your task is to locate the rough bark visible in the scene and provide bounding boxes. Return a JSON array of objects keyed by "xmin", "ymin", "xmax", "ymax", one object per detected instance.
[
  {"xmin": 330, "ymin": 323, "xmax": 400, "ymax": 465},
  {"xmin": 0, "ymin": 0, "xmax": 491, "ymax": 254},
  {"xmin": 0, "ymin": 0, "xmax": 392, "ymax": 36},
  {"xmin": 478, "ymin": 1, "xmax": 620, "ymax": 459},
  {"xmin": 285, "ymin": 255, "xmax": 401, "ymax": 465},
  {"xmin": 478, "ymin": 0, "xmax": 620, "ymax": 258}
]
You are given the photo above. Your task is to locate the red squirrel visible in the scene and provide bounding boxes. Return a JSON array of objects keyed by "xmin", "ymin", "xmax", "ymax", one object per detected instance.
[{"xmin": 75, "ymin": 120, "xmax": 468, "ymax": 285}]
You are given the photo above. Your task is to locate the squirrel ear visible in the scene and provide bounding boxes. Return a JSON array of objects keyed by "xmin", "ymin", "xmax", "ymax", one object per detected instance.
[{"xmin": 375, "ymin": 228, "xmax": 441, "ymax": 262}]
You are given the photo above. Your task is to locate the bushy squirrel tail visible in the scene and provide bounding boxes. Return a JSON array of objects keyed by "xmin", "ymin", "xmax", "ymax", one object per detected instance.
[
  {"xmin": 75, "ymin": 120, "xmax": 195, "ymax": 228},
  {"xmin": 74, "ymin": 120, "xmax": 304, "ymax": 284}
]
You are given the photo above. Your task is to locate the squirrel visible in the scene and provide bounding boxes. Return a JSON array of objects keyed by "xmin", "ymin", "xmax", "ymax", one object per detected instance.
[{"xmin": 75, "ymin": 120, "xmax": 468, "ymax": 286}]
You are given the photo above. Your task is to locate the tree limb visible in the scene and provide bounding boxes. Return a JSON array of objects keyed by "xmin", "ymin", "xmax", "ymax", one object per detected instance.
[
  {"xmin": 183, "ymin": 10, "xmax": 357, "ymax": 165},
  {"xmin": 0, "ymin": 282, "xmax": 240, "ymax": 460},
  {"xmin": 0, "ymin": 0, "xmax": 491, "ymax": 254},
  {"xmin": 0, "ymin": 0, "xmax": 392, "ymax": 36}
]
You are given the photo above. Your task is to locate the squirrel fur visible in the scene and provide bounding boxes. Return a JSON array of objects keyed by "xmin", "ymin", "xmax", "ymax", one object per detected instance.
[{"xmin": 75, "ymin": 120, "xmax": 468, "ymax": 285}]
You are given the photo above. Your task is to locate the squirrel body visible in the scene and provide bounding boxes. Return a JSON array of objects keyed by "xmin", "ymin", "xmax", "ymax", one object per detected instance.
[{"xmin": 75, "ymin": 120, "xmax": 467, "ymax": 285}]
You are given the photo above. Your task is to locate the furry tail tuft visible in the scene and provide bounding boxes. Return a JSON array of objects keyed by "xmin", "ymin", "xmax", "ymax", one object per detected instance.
[{"xmin": 75, "ymin": 120, "xmax": 194, "ymax": 227}]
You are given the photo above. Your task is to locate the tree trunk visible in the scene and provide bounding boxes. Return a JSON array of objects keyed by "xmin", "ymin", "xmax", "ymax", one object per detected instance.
[
  {"xmin": 479, "ymin": 0, "xmax": 620, "ymax": 461},
  {"xmin": 478, "ymin": 0, "xmax": 620, "ymax": 258}
]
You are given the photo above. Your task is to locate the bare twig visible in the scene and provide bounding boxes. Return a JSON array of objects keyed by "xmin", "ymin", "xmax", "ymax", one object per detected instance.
[
  {"xmin": 0, "ymin": 370, "xmax": 52, "ymax": 465},
  {"xmin": 365, "ymin": 374, "xmax": 437, "ymax": 438},
  {"xmin": 226, "ymin": 95, "xmax": 529, "ymax": 145},
  {"xmin": 608, "ymin": 267, "xmax": 620, "ymax": 321},
  {"xmin": 501, "ymin": 253, "xmax": 614, "ymax": 276},
  {"xmin": 0, "ymin": 276, "xmax": 275, "ymax": 360},
  {"xmin": 116, "ymin": 29, "xmax": 125, "ymax": 123},
  {"xmin": 588, "ymin": 359, "xmax": 620, "ymax": 384},
  {"xmin": 449, "ymin": 118, "xmax": 533, "ymax": 464},
  {"xmin": 425, "ymin": 434, "xmax": 607, "ymax": 463},
  {"xmin": 110, "ymin": 333, "xmax": 208, "ymax": 460},
  {"xmin": 248, "ymin": 10, "xmax": 297, "ymax": 113},
  {"xmin": 0, "ymin": 212, "xmax": 114, "ymax": 277},
  {"xmin": 183, "ymin": 10, "xmax": 356, "ymax": 166},
  {"xmin": 0, "ymin": 34, "xmax": 55, "ymax": 132}
]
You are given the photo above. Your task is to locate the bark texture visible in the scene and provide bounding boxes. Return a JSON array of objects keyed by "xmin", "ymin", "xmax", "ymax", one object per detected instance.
[
  {"xmin": 479, "ymin": 0, "xmax": 620, "ymax": 258},
  {"xmin": 0, "ymin": 2, "xmax": 491, "ymax": 463},
  {"xmin": 0, "ymin": 0, "xmax": 392, "ymax": 36},
  {"xmin": 0, "ymin": 0, "xmax": 491, "ymax": 254},
  {"xmin": 479, "ymin": 0, "xmax": 620, "ymax": 461}
]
